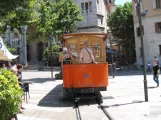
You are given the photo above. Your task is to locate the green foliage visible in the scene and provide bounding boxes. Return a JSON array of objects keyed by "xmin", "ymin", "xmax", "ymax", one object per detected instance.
[
  {"xmin": 0, "ymin": 0, "xmax": 25, "ymax": 17},
  {"xmin": 107, "ymin": 2, "xmax": 134, "ymax": 45},
  {"xmin": 37, "ymin": 0, "xmax": 83, "ymax": 38},
  {"xmin": 43, "ymin": 42, "xmax": 60, "ymax": 61},
  {"xmin": 5, "ymin": 43, "xmax": 17, "ymax": 54},
  {"xmin": 0, "ymin": 0, "xmax": 39, "ymax": 34},
  {"xmin": 0, "ymin": 69, "xmax": 23, "ymax": 120},
  {"xmin": 53, "ymin": 0, "xmax": 83, "ymax": 34}
]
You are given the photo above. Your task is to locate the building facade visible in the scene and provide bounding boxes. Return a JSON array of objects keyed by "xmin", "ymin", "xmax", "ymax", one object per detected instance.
[
  {"xmin": 133, "ymin": 0, "xmax": 161, "ymax": 67},
  {"xmin": 74, "ymin": 0, "xmax": 112, "ymax": 33}
]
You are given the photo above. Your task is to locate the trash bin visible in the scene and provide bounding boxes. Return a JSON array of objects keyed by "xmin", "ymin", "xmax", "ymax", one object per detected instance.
[{"xmin": 108, "ymin": 63, "xmax": 116, "ymax": 76}]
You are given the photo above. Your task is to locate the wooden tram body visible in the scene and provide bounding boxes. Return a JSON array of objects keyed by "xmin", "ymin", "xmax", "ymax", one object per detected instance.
[{"xmin": 62, "ymin": 33, "xmax": 108, "ymax": 95}]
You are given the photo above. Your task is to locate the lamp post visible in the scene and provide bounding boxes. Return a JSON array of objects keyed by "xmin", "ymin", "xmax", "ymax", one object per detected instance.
[
  {"xmin": 118, "ymin": 39, "xmax": 121, "ymax": 71},
  {"xmin": 134, "ymin": 0, "xmax": 148, "ymax": 102},
  {"xmin": 20, "ymin": 25, "xmax": 28, "ymax": 63},
  {"xmin": 108, "ymin": 30, "xmax": 115, "ymax": 78},
  {"xmin": 7, "ymin": 25, "xmax": 11, "ymax": 45},
  {"xmin": 49, "ymin": 33, "xmax": 53, "ymax": 79}
]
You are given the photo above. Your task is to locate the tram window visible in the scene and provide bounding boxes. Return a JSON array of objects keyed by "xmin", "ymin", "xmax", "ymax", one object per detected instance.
[
  {"xmin": 69, "ymin": 44, "xmax": 78, "ymax": 57},
  {"xmin": 92, "ymin": 44, "xmax": 101, "ymax": 58}
]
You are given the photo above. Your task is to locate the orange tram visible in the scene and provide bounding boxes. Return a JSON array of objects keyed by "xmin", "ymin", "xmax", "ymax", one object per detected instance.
[{"xmin": 62, "ymin": 33, "xmax": 109, "ymax": 99}]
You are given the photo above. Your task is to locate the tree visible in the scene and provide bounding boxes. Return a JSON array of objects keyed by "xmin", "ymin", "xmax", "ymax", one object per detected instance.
[
  {"xmin": 0, "ymin": 0, "xmax": 39, "ymax": 34},
  {"xmin": 36, "ymin": 0, "xmax": 83, "ymax": 40},
  {"xmin": 107, "ymin": 2, "xmax": 135, "ymax": 62},
  {"xmin": 43, "ymin": 42, "xmax": 60, "ymax": 65}
]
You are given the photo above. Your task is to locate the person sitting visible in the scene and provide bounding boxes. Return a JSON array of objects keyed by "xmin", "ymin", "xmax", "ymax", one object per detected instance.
[
  {"xmin": 2, "ymin": 63, "xmax": 7, "ymax": 69},
  {"xmin": 79, "ymin": 41, "xmax": 95, "ymax": 63},
  {"xmin": 17, "ymin": 64, "xmax": 25, "ymax": 113},
  {"xmin": 24, "ymin": 61, "xmax": 28, "ymax": 71}
]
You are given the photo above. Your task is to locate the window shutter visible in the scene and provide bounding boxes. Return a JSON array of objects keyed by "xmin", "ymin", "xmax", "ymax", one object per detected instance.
[
  {"xmin": 155, "ymin": 23, "xmax": 158, "ymax": 33},
  {"xmin": 153, "ymin": 0, "xmax": 156, "ymax": 9},
  {"xmin": 159, "ymin": 45, "xmax": 161, "ymax": 55},
  {"xmin": 136, "ymin": 28, "xmax": 138, "ymax": 36}
]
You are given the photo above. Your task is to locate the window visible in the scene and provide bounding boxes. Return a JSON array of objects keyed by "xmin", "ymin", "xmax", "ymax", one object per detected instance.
[
  {"xmin": 89, "ymin": 1, "xmax": 92, "ymax": 12},
  {"xmin": 92, "ymin": 44, "xmax": 101, "ymax": 58},
  {"xmin": 159, "ymin": 45, "xmax": 161, "ymax": 55},
  {"xmin": 81, "ymin": 3, "xmax": 84, "ymax": 13},
  {"xmin": 101, "ymin": 18, "xmax": 103, "ymax": 25},
  {"xmin": 136, "ymin": 26, "xmax": 144, "ymax": 36},
  {"xmin": 97, "ymin": 0, "xmax": 100, "ymax": 12},
  {"xmin": 111, "ymin": 0, "xmax": 115, "ymax": 5},
  {"xmin": 156, "ymin": 0, "xmax": 161, "ymax": 8},
  {"xmin": 155, "ymin": 22, "xmax": 161, "ymax": 33},
  {"xmin": 85, "ymin": 2, "xmax": 88, "ymax": 13},
  {"xmin": 153, "ymin": 0, "xmax": 161, "ymax": 9},
  {"xmin": 140, "ymin": 47, "xmax": 142, "ymax": 57}
]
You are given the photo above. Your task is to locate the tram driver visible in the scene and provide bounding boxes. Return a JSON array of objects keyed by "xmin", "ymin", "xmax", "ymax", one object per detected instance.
[{"xmin": 80, "ymin": 41, "xmax": 95, "ymax": 64}]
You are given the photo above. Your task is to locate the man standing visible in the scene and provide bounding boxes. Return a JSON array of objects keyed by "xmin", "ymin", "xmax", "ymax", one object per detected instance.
[
  {"xmin": 152, "ymin": 60, "xmax": 159, "ymax": 87},
  {"xmin": 80, "ymin": 41, "xmax": 95, "ymax": 63}
]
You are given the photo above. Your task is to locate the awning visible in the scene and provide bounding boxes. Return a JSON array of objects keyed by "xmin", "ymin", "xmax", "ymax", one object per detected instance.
[
  {"xmin": 0, "ymin": 37, "xmax": 18, "ymax": 61},
  {"xmin": 106, "ymin": 49, "xmax": 117, "ymax": 54}
]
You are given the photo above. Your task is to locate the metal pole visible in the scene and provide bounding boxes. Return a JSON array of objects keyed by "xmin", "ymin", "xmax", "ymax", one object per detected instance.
[
  {"xmin": 50, "ymin": 41, "xmax": 53, "ymax": 79},
  {"xmin": 118, "ymin": 40, "xmax": 121, "ymax": 71},
  {"xmin": 137, "ymin": 0, "xmax": 148, "ymax": 102},
  {"xmin": 24, "ymin": 26, "xmax": 27, "ymax": 62},
  {"xmin": 109, "ymin": 36, "xmax": 114, "ymax": 78}
]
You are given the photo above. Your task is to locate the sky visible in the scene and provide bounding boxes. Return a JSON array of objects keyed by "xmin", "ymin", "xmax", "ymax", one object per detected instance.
[{"xmin": 115, "ymin": 0, "xmax": 131, "ymax": 5}]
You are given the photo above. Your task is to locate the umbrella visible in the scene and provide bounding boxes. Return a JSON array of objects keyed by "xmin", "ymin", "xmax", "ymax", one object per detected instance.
[{"xmin": 0, "ymin": 37, "xmax": 18, "ymax": 61}]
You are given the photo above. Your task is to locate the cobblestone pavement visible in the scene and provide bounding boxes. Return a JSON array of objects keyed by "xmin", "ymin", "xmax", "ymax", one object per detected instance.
[{"xmin": 17, "ymin": 71, "xmax": 161, "ymax": 120}]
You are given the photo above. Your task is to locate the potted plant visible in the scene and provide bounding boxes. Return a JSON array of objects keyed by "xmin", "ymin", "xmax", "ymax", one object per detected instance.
[{"xmin": 0, "ymin": 69, "xmax": 23, "ymax": 120}]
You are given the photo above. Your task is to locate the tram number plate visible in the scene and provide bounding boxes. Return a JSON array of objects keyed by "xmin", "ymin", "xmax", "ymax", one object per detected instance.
[{"xmin": 84, "ymin": 73, "xmax": 89, "ymax": 78}]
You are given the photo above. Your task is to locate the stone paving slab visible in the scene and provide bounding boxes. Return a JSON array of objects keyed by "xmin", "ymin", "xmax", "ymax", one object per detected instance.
[{"xmin": 101, "ymin": 75, "xmax": 161, "ymax": 120}]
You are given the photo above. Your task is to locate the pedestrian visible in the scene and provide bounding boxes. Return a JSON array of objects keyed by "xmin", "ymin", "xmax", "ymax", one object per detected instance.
[
  {"xmin": 154, "ymin": 56, "xmax": 159, "ymax": 65},
  {"xmin": 2, "ymin": 63, "xmax": 7, "ymax": 69},
  {"xmin": 79, "ymin": 41, "xmax": 95, "ymax": 63},
  {"xmin": 152, "ymin": 60, "xmax": 159, "ymax": 87},
  {"xmin": 7, "ymin": 61, "xmax": 12, "ymax": 70},
  {"xmin": 24, "ymin": 61, "xmax": 28, "ymax": 71},
  {"xmin": 17, "ymin": 64, "xmax": 25, "ymax": 113}
]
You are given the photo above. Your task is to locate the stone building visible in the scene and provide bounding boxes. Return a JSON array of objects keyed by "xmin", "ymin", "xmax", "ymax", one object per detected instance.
[
  {"xmin": 133, "ymin": 0, "xmax": 161, "ymax": 67},
  {"xmin": 74, "ymin": 0, "xmax": 109, "ymax": 33}
]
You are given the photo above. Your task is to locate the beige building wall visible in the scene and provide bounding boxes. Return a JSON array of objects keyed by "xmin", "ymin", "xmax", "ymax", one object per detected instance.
[{"xmin": 133, "ymin": 0, "xmax": 161, "ymax": 68}]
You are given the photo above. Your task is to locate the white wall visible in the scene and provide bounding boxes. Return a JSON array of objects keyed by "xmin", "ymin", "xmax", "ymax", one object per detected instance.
[{"xmin": 134, "ymin": 16, "xmax": 161, "ymax": 67}]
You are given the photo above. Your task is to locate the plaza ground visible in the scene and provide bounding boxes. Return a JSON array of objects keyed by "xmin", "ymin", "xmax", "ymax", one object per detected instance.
[{"xmin": 17, "ymin": 70, "xmax": 161, "ymax": 120}]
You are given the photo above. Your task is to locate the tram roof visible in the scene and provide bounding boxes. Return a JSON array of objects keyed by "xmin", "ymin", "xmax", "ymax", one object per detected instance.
[{"xmin": 62, "ymin": 32, "xmax": 108, "ymax": 40}]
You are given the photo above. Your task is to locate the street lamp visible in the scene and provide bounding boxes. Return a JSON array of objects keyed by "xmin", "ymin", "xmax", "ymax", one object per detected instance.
[
  {"xmin": 20, "ymin": 25, "xmax": 28, "ymax": 63},
  {"xmin": 7, "ymin": 25, "xmax": 11, "ymax": 45},
  {"xmin": 134, "ymin": 0, "xmax": 148, "ymax": 102},
  {"xmin": 49, "ymin": 33, "xmax": 54, "ymax": 79},
  {"xmin": 108, "ymin": 30, "xmax": 115, "ymax": 78}
]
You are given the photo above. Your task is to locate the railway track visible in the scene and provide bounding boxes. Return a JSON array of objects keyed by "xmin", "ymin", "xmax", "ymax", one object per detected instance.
[{"xmin": 74, "ymin": 93, "xmax": 114, "ymax": 120}]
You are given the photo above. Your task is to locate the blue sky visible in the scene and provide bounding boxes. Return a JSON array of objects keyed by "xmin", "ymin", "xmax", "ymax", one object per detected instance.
[{"xmin": 115, "ymin": 0, "xmax": 131, "ymax": 5}]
